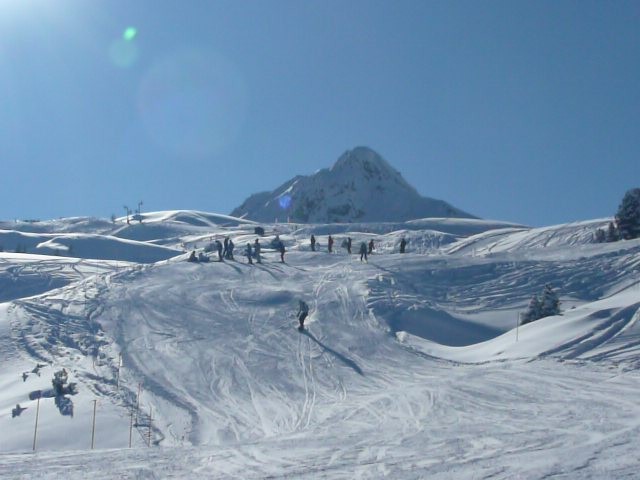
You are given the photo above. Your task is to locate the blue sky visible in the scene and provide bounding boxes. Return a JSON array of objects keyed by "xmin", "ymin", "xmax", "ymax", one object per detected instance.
[{"xmin": 0, "ymin": 0, "xmax": 638, "ymax": 226}]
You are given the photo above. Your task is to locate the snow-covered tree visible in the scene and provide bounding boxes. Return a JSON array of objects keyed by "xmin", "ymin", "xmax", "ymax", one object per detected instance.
[
  {"xmin": 52, "ymin": 368, "xmax": 78, "ymax": 396},
  {"xmin": 521, "ymin": 285, "xmax": 561, "ymax": 324},
  {"xmin": 594, "ymin": 228, "xmax": 605, "ymax": 243},
  {"xmin": 615, "ymin": 188, "xmax": 640, "ymax": 240},
  {"xmin": 539, "ymin": 284, "xmax": 561, "ymax": 318},
  {"xmin": 521, "ymin": 295, "xmax": 542, "ymax": 325},
  {"xmin": 606, "ymin": 221, "xmax": 619, "ymax": 242}
]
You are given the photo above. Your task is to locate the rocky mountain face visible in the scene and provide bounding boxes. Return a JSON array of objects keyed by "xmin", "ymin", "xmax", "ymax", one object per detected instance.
[{"xmin": 231, "ymin": 147, "xmax": 476, "ymax": 223}]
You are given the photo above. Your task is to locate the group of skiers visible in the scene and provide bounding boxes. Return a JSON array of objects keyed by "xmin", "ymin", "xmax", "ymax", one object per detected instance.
[
  {"xmin": 188, "ymin": 233, "xmax": 408, "ymax": 265},
  {"xmin": 244, "ymin": 238, "xmax": 263, "ymax": 264},
  {"xmin": 311, "ymin": 235, "xmax": 407, "ymax": 262}
]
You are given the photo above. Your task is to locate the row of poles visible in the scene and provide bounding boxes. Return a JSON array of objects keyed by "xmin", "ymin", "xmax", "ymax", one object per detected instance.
[{"xmin": 32, "ymin": 353, "xmax": 154, "ymax": 452}]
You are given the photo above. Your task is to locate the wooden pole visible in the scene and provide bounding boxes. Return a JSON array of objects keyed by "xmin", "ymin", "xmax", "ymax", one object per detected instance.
[
  {"xmin": 147, "ymin": 406, "xmax": 153, "ymax": 447},
  {"xmin": 116, "ymin": 353, "xmax": 122, "ymax": 391},
  {"xmin": 91, "ymin": 399, "xmax": 97, "ymax": 449},
  {"xmin": 129, "ymin": 409, "xmax": 134, "ymax": 448},
  {"xmin": 32, "ymin": 396, "xmax": 41, "ymax": 452},
  {"xmin": 135, "ymin": 382, "xmax": 142, "ymax": 423}
]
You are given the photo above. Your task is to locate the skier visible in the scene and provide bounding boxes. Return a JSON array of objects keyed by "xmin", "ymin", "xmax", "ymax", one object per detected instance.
[
  {"xmin": 368, "ymin": 239, "xmax": 374, "ymax": 255},
  {"xmin": 278, "ymin": 240, "xmax": 286, "ymax": 263},
  {"xmin": 297, "ymin": 300, "xmax": 309, "ymax": 330},
  {"xmin": 310, "ymin": 234, "xmax": 316, "ymax": 252},
  {"xmin": 245, "ymin": 243, "xmax": 253, "ymax": 264},
  {"xmin": 400, "ymin": 237, "xmax": 407, "ymax": 254},
  {"xmin": 215, "ymin": 240, "xmax": 223, "ymax": 261},
  {"xmin": 254, "ymin": 239, "xmax": 262, "ymax": 263},
  {"xmin": 347, "ymin": 237, "xmax": 352, "ymax": 254},
  {"xmin": 359, "ymin": 242, "xmax": 368, "ymax": 262},
  {"xmin": 223, "ymin": 237, "xmax": 230, "ymax": 258},
  {"xmin": 227, "ymin": 239, "xmax": 235, "ymax": 260},
  {"xmin": 187, "ymin": 250, "xmax": 198, "ymax": 262},
  {"xmin": 328, "ymin": 235, "xmax": 334, "ymax": 253}
]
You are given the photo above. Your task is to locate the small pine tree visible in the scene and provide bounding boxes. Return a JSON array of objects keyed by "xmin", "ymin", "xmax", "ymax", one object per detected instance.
[
  {"xmin": 521, "ymin": 294, "xmax": 542, "ymax": 325},
  {"xmin": 606, "ymin": 221, "xmax": 619, "ymax": 242},
  {"xmin": 52, "ymin": 369, "xmax": 69, "ymax": 396},
  {"xmin": 539, "ymin": 284, "xmax": 561, "ymax": 318},
  {"xmin": 521, "ymin": 285, "xmax": 561, "ymax": 324},
  {"xmin": 615, "ymin": 188, "xmax": 640, "ymax": 240},
  {"xmin": 594, "ymin": 228, "xmax": 605, "ymax": 243}
]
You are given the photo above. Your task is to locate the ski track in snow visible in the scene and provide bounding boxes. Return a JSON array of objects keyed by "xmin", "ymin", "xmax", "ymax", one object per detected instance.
[{"xmin": 2, "ymin": 216, "xmax": 640, "ymax": 478}]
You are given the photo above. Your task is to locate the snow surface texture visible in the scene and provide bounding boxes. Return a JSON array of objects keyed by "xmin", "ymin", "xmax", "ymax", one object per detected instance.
[
  {"xmin": 1, "ymin": 212, "xmax": 640, "ymax": 479},
  {"xmin": 231, "ymin": 146, "xmax": 476, "ymax": 223}
]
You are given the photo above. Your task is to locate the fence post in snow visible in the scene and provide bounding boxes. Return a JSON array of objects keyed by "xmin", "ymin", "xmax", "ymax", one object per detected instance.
[
  {"xmin": 135, "ymin": 382, "xmax": 142, "ymax": 423},
  {"xmin": 148, "ymin": 406, "xmax": 153, "ymax": 447},
  {"xmin": 32, "ymin": 395, "xmax": 41, "ymax": 451},
  {"xmin": 116, "ymin": 353, "xmax": 122, "ymax": 391},
  {"xmin": 516, "ymin": 312, "xmax": 521, "ymax": 342},
  {"xmin": 91, "ymin": 399, "xmax": 97, "ymax": 449},
  {"xmin": 129, "ymin": 408, "xmax": 134, "ymax": 448}
]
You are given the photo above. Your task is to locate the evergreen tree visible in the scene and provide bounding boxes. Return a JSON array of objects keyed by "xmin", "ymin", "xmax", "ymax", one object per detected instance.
[
  {"xmin": 521, "ymin": 285, "xmax": 561, "ymax": 325},
  {"xmin": 615, "ymin": 188, "xmax": 640, "ymax": 240},
  {"xmin": 539, "ymin": 284, "xmax": 561, "ymax": 318},
  {"xmin": 521, "ymin": 294, "xmax": 542, "ymax": 325},
  {"xmin": 594, "ymin": 228, "xmax": 605, "ymax": 243},
  {"xmin": 606, "ymin": 221, "xmax": 619, "ymax": 242}
]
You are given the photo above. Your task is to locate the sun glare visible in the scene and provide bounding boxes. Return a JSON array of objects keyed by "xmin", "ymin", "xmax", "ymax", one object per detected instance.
[{"xmin": 123, "ymin": 27, "xmax": 137, "ymax": 41}]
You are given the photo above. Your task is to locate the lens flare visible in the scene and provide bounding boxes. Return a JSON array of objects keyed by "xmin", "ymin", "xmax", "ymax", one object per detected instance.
[
  {"xmin": 279, "ymin": 195, "xmax": 292, "ymax": 210},
  {"xmin": 123, "ymin": 27, "xmax": 137, "ymax": 41}
]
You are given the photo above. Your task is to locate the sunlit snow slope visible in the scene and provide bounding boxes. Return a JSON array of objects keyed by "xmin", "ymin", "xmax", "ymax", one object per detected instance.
[{"xmin": 1, "ymin": 212, "xmax": 640, "ymax": 479}]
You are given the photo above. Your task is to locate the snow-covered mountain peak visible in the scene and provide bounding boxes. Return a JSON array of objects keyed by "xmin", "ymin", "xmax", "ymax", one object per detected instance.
[
  {"xmin": 329, "ymin": 146, "xmax": 415, "ymax": 192},
  {"xmin": 231, "ymin": 147, "xmax": 474, "ymax": 223},
  {"xmin": 331, "ymin": 146, "xmax": 393, "ymax": 175}
]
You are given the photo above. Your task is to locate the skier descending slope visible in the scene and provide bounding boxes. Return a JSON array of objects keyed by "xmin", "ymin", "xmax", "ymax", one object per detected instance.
[{"xmin": 297, "ymin": 300, "xmax": 309, "ymax": 330}]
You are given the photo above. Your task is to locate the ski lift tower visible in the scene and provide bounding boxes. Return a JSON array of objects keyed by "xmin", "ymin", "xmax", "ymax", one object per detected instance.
[{"xmin": 136, "ymin": 201, "xmax": 144, "ymax": 223}]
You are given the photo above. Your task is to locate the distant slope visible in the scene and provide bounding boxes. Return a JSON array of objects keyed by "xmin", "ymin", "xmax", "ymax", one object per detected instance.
[
  {"xmin": 231, "ymin": 146, "xmax": 476, "ymax": 223},
  {"xmin": 112, "ymin": 210, "xmax": 257, "ymax": 244},
  {"xmin": 0, "ymin": 230, "xmax": 181, "ymax": 263}
]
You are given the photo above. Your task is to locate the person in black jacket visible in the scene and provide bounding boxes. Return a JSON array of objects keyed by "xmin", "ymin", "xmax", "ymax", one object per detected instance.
[
  {"xmin": 297, "ymin": 300, "xmax": 309, "ymax": 329},
  {"xmin": 359, "ymin": 242, "xmax": 368, "ymax": 262}
]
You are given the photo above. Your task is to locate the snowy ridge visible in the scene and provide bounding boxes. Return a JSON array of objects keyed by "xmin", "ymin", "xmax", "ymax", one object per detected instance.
[{"xmin": 2, "ymin": 211, "xmax": 640, "ymax": 478}]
